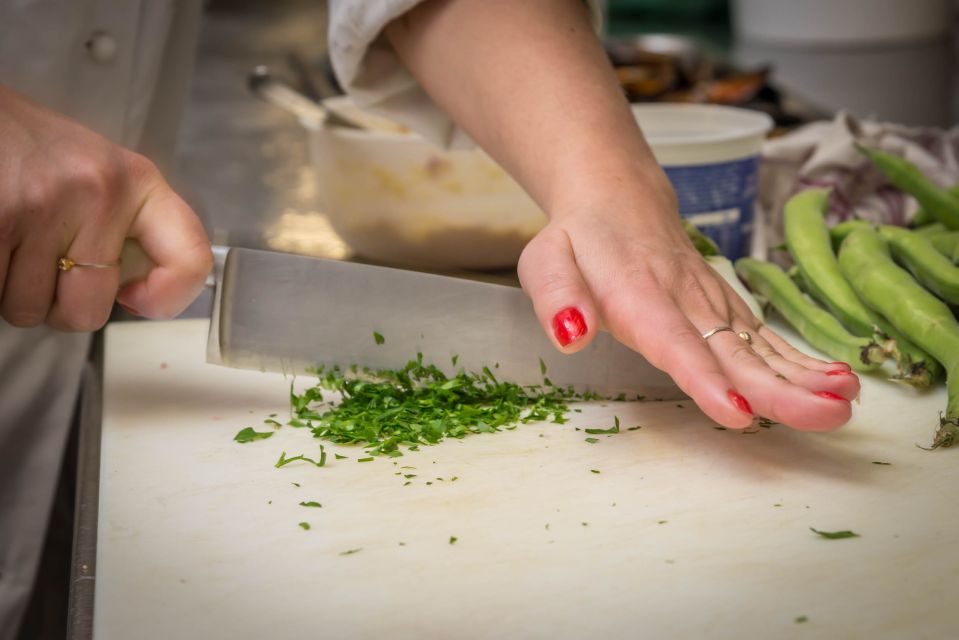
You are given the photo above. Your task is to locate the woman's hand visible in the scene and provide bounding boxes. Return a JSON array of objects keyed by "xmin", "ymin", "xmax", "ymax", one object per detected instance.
[
  {"xmin": 0, "ymin": 84, "xmax": 212, "ymax": 331},
  {"xmin": 385, "ymin": 0, "xmax": 860, "ymax": 431},
  {"xmin": 518, "ymin": 189, "xmax": 861, "ymax": 430}
]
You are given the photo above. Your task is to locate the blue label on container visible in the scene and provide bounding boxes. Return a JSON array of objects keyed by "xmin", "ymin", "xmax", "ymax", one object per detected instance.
[{"xmin": 663, "ymin": 156, "xmax": 759, "ymax": 259}]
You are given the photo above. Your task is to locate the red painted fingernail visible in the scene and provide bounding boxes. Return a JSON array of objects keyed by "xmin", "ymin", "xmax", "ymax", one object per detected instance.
[
  {"xmin": 727, "ymin": 390, "xmax": 753, "ymax": 415},
  {"xmin": 815, "ymin": 391, "xmax": 849, "ymax": 402},
  {"xmin": 826, "ymin": 369, "xmax": 856, "ymax": 376},
  {"xmin": 552, "ymin": 307, "xmax": 587, "ymax": 347},
  {"xmin": 829, "ymin": 362, "xmax": 852, "ymax": 371},
  {"xmin": 119, "ymin": 303, "xmax": 141, "ymax": 317}
]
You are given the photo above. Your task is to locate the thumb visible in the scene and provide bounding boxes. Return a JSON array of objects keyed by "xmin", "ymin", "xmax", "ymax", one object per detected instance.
[
  {"xmin": 517, "ymin": 225, "xmax": 598, "ymax": 354},
  {"xmin": 116, "ymin": 181, "xmax": 212, "ymax": 319}
]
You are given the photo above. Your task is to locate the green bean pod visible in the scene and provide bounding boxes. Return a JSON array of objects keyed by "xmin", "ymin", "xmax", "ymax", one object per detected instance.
[
  {"xmin": 785, "ymin": 190, "xmax": 940, "ymax": 385},
  {"xmin": 838, "ymin": 229, "xmax": 959, "ymax": 447},
  {"xmin": 929, "ymin": 232, "xmax": 959, "ymax": 263},
  {"xmin": 734, "ymin": 257, "xmax": 885, "ymax": 371},
  {"xmin": 911, "ymin": 185, "xmax": 959, "ymax": 228},
  {"xmin": 857, "ymin": 145, "xmax": 959, "ymax": 230},
  {"xmin": 829, "ymin": 219, "xmax": 873, "ymax": 251},
  {"xmin": 878, "ymin": 225, "xmax": 959, "ymax": 304}
]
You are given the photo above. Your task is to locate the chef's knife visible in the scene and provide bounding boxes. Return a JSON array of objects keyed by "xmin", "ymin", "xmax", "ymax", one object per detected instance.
[{"xmin": 205, "ymin": 246, "xmax": 683, "ymax": 399}]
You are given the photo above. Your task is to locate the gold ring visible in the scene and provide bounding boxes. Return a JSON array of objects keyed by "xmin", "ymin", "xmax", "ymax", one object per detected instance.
[
  {"xmin": 58, "ymin": 257, "xmax": 120, "ymax": 272},
  {"xmin": 738, "ymin": 331, "xmax": 752, "ymax": 344},
  {"xmin": 702, "ymin": 325, "xmax": 734, "ymax": 340}
]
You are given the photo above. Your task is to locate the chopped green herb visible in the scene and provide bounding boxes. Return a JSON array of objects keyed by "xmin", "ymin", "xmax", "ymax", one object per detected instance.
[
  {"xmin": 539, "ymin": 357, "xmax": 547, "ymax": 375},
  {"xmin": 357, "ymin": 457, "xmax": 374, "ymax": 463},
  {"xmin": 614, "ymin": 393, "xmax": 626, "ymax": 402},
  {"xmin": 773, "ymin": 503, "xmax": 782, "ymax": 508},
  {"xmin": 233, "ymin": 427, "xmax": 274, "ymax": 443},
  {"xmin": 545, "ymin": 523, "xmax": 550, "ymax": 531},
  {"xmin": 264, "ymin": 418, "xmax": 282, "ymax": 427},
  {"xmin": 284, "ymin": 354, "xmax": 577, "ymax": 457},
  {"xmin": 373, "ymin": 331, "xmax": 385, "ymax": 345},
  {"xmin": 590, "ymin": 469, "xmax": 600, "ymax": 474},
  {"xmin": 334, "ymin": 453, "xmax": 348, "ymax": 460},
  {"xmin": 339, "ymin": 548, "xmax": 362, "ymax": 556},
  {"xmin": 449, "ymin": 536, "xmax": 457, "ymax": 545},
  {"xmin": 585, "ymin": 437, "xmax": 599, "ymax": 444},
  {"xmin": 585, "ymin": 417, "xmax": 620, "ymax": 435},
  {"xmin": 795, "ymin": 616, "xmax": 808, "ymax": 624},
  {"xmin": 581, "ymin": 522, "xmax": 589, "ymax": 527},
  {"xmin": 872, "ymin": 461, "xmax": 892, "ymax": 466},
  {"xmin": 810, "ymin": 527, "xmax": 859, "ymax": 539},
  {"xmin": 298, "ymin": 522, "xmax": 310, "ymax": 530},
  {"xmin": 658, "ymin": 520, "xmax": 668, "ymax": 524},
  {"xmin": 275, "ymin": 448, "xmax": 326, "ymax": 469},
  {"xmin": 291, "ymin": 482, "xmax": 300, "ymax": 488},
  {"xmin": 299, "ymin": 501, "xmax": 322, "ymax": 508},
  {"xmin": 451, "ymin": 476, "xmax": 458, "ymax": 482}
]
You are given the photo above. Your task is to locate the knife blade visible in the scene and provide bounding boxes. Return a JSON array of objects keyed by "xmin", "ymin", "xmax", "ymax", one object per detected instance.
[{"xmin": 207, "ymin": 247, "xmax": 683, "ymax": 399}]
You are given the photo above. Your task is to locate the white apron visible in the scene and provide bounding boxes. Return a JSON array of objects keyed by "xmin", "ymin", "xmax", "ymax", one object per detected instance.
[{"xmin": 0, "ymin": 1, "xmax": 202, "ymax": 636}]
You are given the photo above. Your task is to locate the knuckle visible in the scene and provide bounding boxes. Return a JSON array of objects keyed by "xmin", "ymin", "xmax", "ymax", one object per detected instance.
[{"xmin": 123, "ymin": 151, "xmax": 160, "ymax": 186}]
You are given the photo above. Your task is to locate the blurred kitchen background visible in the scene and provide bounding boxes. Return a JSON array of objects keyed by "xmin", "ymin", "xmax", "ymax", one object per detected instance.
[{"xmin": 175, "ymin": 0, "xmax": 958, "ymax": 271}]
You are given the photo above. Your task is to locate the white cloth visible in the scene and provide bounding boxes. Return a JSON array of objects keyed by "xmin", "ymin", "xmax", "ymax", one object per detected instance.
[
  {"xmin": 327, "ymin": 0, "xmax": 605, "ymax": 149},
  {"xmin": 758, "ymin": 111, "xmax": 959, "ymax": 254},
  {"xmin": 0, "ymin": 2, "xmax": 203, "ymax": 637}
]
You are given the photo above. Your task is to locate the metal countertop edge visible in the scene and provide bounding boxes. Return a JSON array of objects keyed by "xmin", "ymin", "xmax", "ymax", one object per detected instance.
[{"xmin": 67, "ymin": 330, "xmax": 104, "ymax": 640}]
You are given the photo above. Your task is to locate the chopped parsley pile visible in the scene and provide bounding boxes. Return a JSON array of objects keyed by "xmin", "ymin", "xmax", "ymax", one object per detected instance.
[{"xmin": 281, "ymin": 352, "xmax": 578, "ymax": 458}]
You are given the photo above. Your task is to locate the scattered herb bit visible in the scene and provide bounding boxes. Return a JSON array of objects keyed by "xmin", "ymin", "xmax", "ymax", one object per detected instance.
[
  {"xmin": 449, "ymin": 536, "xmax": 458, "ymax": 545},
  {"xmin": 628, "ymin": 425, "xmax": 642, "ymax": 431},
  {"xmin": 795, "ymin": 616, "xmax": 808, "ymax": 624},
  {"xmin": 713, "ymin": 426, "xmax": 727, "ymax": 431},
  {"xmin": 773, "ymin": 503, "xmax": 782, "ymax": 508},
  {"xmin": 373, "ymin": 331, "xmax": 385, "ymax": 345},
  {"xmin": 403, "ymin": 481, "xmax": 411, "ymax": 486},
  {"xmin": 426, "ymin": 481, "xmax": 433, "ymax": 485},
  {"xmin": 590, "ymin": 469, "xmax": 600, "ymax": 474},
  {"xmin": 872, "ymin": 461, "xmax": 892, "ymax": 466},
  {"xmin": 585, "ymin": 437, "xmax": 599, "ymax": 444},
  {"xmin": 339, "ymin": 548, "xmax": 362, "ymax": 556},
  {"xmin": 268, "ymin": 500, "xmax": 272, "ymax": 504},
  {"xmin": 636, "ymin": 395, "xmax": 647, "ymax": 401},
  {"xmin": 545, "ymin": 523, "xmax": 550, "ymax": 531},
  {"xmin": 275, "ymin": 447, "xmax": 326, "ymax": 468},
  {"xmin": 810, "ymin": 527, "xmax": 859, "ymax": 539},
  {"xmin": 539, "ymin": 358, "xmax": 547, "ymax": 375},
  {"xmin": 675, "ymin": 403, "xmax": 684, "ymax": 408},
  {"xmin": 335, "ymin": 453, "xmax": 348, "ymax": 460},
  {"xmin": 287, "ymin": 418, "xmax": 308, "ymax": 428},
  {"xmin": 299, "ymin": 501, "xmax": 322, "ymax": 508},
  {"xmin": 451, "ymin": 354, "xmax": 459, "ymax": 366},
  {"xmin": 581, "ymin": 522, "xmax": 589, "ymax": 527},
  {"xmin": 291, "ymin": 482, "xmax": 300, "ymax": 488},
  {"xmin": 398, "ymin": 542, "xmax": 406, "ymax": 546},
  {"xmin": 451, "ymin": 476, "xmax": 458, "ymax": 482},
  {"xmin": 658, "ymin": 520, "xmax": 668, "ymax": 524},
  {"xmin": 264, "ymin": 418, "xmax": 282, "ymax": 427},
  {"xmin": 234, "ymin": 427, "xmax": 274, "ymax": 443},
  {"xmin": 268, "ymin": 413, "xmax": 277, "ymax": 418},
  {"xmin": 298, "ymin": 522, "xmax": 311, "ymax": 530},
  {"xmin": 357, "ymin": 457, "xmax": 374, "ymax": 463},
  {"xmin": 585, "ymin": 417, "xmax": 620, "ymax": 435},
  {"xmin": 614, "ymin": 393, "xmax": 626, "ymax": 402}
]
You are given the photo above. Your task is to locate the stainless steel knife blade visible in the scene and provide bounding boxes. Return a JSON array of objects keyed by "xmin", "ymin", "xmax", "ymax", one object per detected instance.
[{"xmin": 208, "ymin": 248, "xmax": 683, "ymax": 399}]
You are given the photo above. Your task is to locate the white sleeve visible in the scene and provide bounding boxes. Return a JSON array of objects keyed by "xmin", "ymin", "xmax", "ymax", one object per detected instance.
[{"xmin": 327, "ymin": 0, "xmax": 605, "ymax": 149}]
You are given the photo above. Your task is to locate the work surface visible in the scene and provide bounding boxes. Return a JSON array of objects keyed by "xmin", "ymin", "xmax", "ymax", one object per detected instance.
[{"xmin": 95, "ymin": 319, "xmax": 957, "ymax": 639}]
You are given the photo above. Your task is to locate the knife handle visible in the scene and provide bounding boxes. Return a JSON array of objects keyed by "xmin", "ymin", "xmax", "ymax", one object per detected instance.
[{"xmin": 119, "ymin": 239, "xmax": 222, "ymax": 289}]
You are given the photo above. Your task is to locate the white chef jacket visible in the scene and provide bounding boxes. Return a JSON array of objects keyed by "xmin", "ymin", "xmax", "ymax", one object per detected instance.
[{"xmin": 0, "ymin": 2, "xmax": 202, "ymax": 637}]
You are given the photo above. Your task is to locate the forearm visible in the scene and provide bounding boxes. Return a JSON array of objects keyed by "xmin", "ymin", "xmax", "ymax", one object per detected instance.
[{"xmin": 384, "ymin": 0, "xmax": 675, "ymax": 221}]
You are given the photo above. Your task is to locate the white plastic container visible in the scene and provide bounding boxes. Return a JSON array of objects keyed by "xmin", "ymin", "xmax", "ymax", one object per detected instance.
[
  {"xmin": 307, "ymin": 100, "xmax": 771, "ymax": 268},
  {"xmin": 633, "ymin": 104, "xmax": 773, "ymax": 259},
  {"xmin": 733, "ymin": 0, "xmax": 953, "ymax": 47}
]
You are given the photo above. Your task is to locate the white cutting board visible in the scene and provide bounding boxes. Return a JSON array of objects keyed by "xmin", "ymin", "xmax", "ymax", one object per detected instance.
[{"xmin": 95, "ymin": 319, "xmax": 959, "ymax": 639}]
